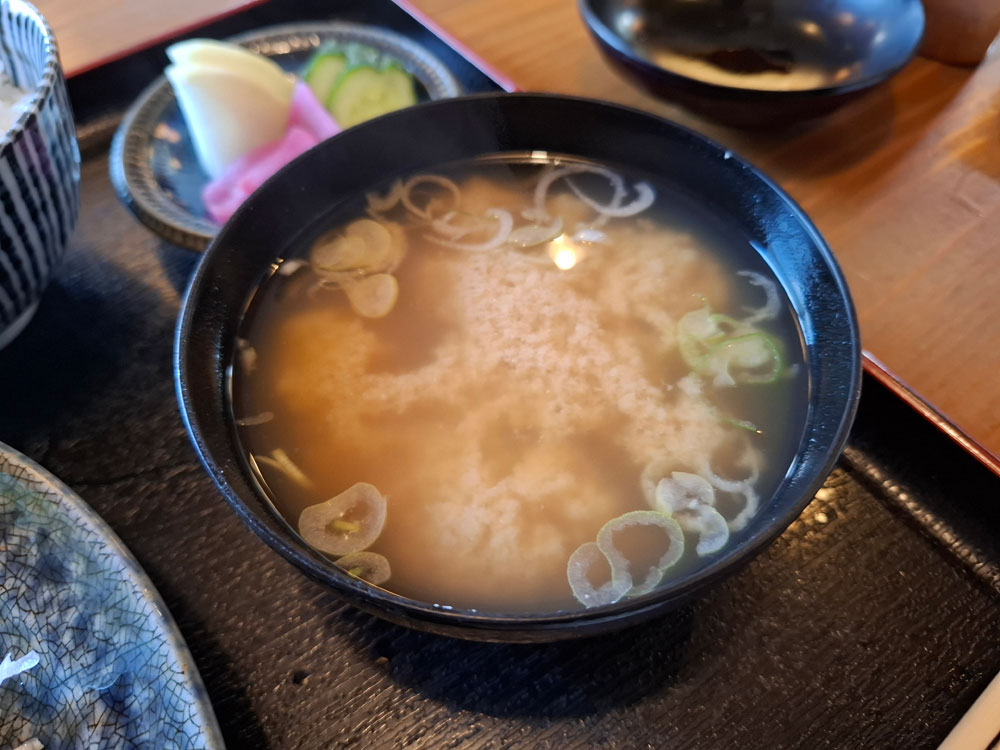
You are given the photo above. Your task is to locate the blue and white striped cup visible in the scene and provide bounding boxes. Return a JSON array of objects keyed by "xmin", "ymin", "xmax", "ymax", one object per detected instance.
[{"xmin": 0, "ymin": 0, "xmax": 80, "ymax": 349}]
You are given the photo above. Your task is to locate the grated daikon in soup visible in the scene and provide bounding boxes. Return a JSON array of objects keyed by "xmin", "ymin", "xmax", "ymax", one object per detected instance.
[{"xmin": 230, "ymin": 156, "xmax": 807, "ymax": 614}]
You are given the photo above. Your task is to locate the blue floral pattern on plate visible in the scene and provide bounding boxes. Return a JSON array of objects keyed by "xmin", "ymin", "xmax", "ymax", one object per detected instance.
[{"xmin": 0, "ymin": 442, "xmax": 225, "ymax": 750}]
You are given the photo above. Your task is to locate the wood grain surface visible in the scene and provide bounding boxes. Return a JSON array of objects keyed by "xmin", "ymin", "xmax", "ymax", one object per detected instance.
[
  {"xmin": 30, "ymin": 0, "xmax": 1000, "ymax": 464},
  {"xmin": 33, "ymin": 0, "xmax": 262, "ymax": 75}
]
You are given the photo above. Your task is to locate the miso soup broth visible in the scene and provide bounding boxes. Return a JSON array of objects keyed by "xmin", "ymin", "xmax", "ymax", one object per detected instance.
[{"xmin": 230, "ymin": 156, "xmax": 808, "ymax": 614}]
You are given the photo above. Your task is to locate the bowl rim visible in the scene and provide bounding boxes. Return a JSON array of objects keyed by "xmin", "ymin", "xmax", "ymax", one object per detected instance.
[
  {"xmin": 0, "ymin": 0, "xmax": 62, "ymax": 150},
  {"xmin": 175, "ymin": 91, "xmax": 862, "ymax": 639},
  {"xmin": 576, "ymin": 0, "xmax": 925, "ymax": 99}
]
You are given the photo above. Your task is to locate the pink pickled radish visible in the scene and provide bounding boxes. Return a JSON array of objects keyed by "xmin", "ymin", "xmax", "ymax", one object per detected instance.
[
  {"xmin": 287, "ymin": 80, "xmax": 341, "ymax": 141},
  {"xmin": 201, "ymin": 83, "xmax": 342, "ymax": 225},
  {"xmin": 202, "ymin": 125, "xmax": 317, "ymax": 224}
]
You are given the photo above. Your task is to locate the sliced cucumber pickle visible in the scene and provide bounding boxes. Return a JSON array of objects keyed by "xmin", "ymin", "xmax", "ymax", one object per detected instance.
[
  {"xmin": 327, "ymin": 64, "xmax": 417, "ymax": 128},
  {"xmin": 303, "ymin": 50, "xmax": 348, "ymax": 104}
]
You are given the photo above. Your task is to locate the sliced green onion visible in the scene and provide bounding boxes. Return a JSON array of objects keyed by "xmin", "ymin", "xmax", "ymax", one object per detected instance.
[
  {"xmin": 424, "ymin": 208, "xmax": 513, "ymax": 252},
  {"xmin": 236, "ymin": 411, "xmax": 274, "ymax": 427},
  {"xmin": 236, "ymin": 337, "xmax": 257, "ymax": 373},
  {"xmin": 335, "ymin": 551, "xmax": 391, "ymax": 585},
  {"xmin": 678, "ymin": 306, "xmax": 717, "ymax": 339},
  {"xmin": 687, "ymin": 505, "xmax": 730, "ymax": 556},
  {"xmin": 717, "ymin": 413, "xmax": 761, "ymax": 433},
  {"xmin": 311, "ymin": 218, "xmax": 405, "ymax": 280},
  {"xmin": 507, "ymin": 215, "xmax": 564, "ymax": 247},
  {"xmin": 677, "ymin": 308, "xmax": 748, "ymax": 372},
  {"xmin": 429, "ymin": 209, "xmax": 492, "ymax": 240},
  {"xmin": 276, "ymin": 258, "xmax": 308, "ymax": 277},
  {"xmin": 726, "ymin": 487, "xmax": 759, "ymax": 533},
  {"xmin": 255, "ymin": 448, "xmax": 314, "ymax": 489},
  {"xmin": 596, "ymin": 510, "xmax": 684, "ymax": 598},
  {"xmin": 698, "ymin": 437, "xmax": 762, "ymax": 532},
  {"xmin": 737, "ymin": 270, "xmax": 780, "ymax": 324},
  {"xmin": 677, "ymin": 299, "xmax": 785, "ymax": 390},
  {"xmin": 654, "ymin": 473, "xmax": 730, "ymax": 556},
  {"xmin": 298, "ymin": 482, "xmax": 387, "ymax": 556},
  {"xmin": 343, "ymin": 273, "xmax": 399, "ymax": 318},
  {"xmin": 565, "ymin": 175, "xmax": 655, "ymax": 218},
  {"xmin": 640, "ymin": 455, "xmax": 680, "ymax": 508},
  {"xmin": 700, "ymin": 332, "xmax": 783, "ymax": 387},
  {"xmin": 311, "ymin": 233, "xmax": 369, "ymax": 274},
  {"xmin": 399, "ymin": 173, "xmax": 461, "ymax": 220},
  {"xmin": 707, "ymin": 313, "xmax": 745, "ymax": 335},
  {"xmin": 344, "ymin": 218, "xmax": 406, "ymax": 271},
  {"xmin": 654, "ymin": 472, "xmax": 715, "ymax": 514},
  {"xmin": 567, "ymin": 541, "xmax": 631, "ymax": 608},
  {"xmin": 365, "ymin": 178, "xmax": 404, "ymax": 214},
  {"xmin": 677, "ymin": 307, "xmax": 716, "ymax": 371},
  {"xmin": 700, "ymin": 434, "xmax": 761, "ymax": 492}
]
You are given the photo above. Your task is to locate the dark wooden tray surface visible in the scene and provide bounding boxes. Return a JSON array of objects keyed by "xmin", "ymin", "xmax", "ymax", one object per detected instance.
[{"xmin": 1, "ymin": 1, "xmax": 997, "ymax": 748}]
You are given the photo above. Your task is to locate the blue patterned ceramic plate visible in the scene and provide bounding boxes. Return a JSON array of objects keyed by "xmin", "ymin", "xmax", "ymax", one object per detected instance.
[
  {"xmin": 109, "ymin": 22, "xmax": 462, "ymax": 251},
  {"xmin": 0, "ymin": 442, "xmax": 225, "ymax": 749}
]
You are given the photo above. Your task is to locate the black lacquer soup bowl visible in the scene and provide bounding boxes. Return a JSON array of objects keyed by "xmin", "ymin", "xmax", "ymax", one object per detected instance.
[
  {"xmin": 176, "ymin": 93, "xmax": 861, "ymax": 642},
  {"xmin": 578, "ymin": 0, "xmax": 924, "ymax": 123}
]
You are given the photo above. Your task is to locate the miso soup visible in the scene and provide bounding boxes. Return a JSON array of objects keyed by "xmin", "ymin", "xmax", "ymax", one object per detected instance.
[{"xmin": 230, "ymin": 156, "xmax": 808, "ymax": 614}]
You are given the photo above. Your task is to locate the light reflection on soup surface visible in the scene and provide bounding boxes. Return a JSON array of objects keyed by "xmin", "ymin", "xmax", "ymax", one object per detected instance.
[{"xmin": 231, "ymin": 157, "xmax": 807, "ymax": 614}]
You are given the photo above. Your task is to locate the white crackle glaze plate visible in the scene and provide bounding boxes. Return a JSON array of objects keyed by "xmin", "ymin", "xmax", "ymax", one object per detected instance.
[{"xmin": 0, "ymin": 442, "xmax": 225, "ymax": 749}]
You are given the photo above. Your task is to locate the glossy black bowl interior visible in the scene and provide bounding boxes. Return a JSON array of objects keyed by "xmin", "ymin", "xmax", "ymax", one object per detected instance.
[
  {"xmin": 579, "ymin": 0, "xmax": 924, "ymax": 124},
  {"xmin": 176, "ymin": 93, "xmax": 861, "ymax": 642}
]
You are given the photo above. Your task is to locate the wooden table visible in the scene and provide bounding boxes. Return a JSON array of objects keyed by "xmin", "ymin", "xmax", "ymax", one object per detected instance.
[{"xmin": 34, "ymin": 0, "xmax": 1000, "ymax": 471}]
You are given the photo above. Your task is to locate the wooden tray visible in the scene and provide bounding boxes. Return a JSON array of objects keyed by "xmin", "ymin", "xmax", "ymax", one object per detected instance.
[{"xmin": 1, "ymin": 1, "xmax": 997, "ymax": 748}]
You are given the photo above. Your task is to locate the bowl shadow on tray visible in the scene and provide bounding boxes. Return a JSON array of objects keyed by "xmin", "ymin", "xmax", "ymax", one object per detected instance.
[
  {"xmin": 328, "ymin": 602, "xmax": 695, "ymax": 719},
  {"xmin": 156, "ymin": 241, "xmax": 204, "ymax": 296},
  {"xmin": 0, "ymin": 259, "xmax": 166, "ymax": 441}
]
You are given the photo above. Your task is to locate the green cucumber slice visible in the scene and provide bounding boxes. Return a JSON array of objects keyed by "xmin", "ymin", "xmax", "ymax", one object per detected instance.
[
  {"xmin": 303, "ymin": 51, "xmax": 348, "ymax": 104},
  {"xmin": 326, "ymin": 64, "xmax": 417, "ymax": 128}
]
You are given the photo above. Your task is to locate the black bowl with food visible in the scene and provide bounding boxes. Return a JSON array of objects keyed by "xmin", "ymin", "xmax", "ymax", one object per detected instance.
[
  {"xmin": 578, "ymin": 0, "xmax": 924, "ymax": 125},
  {"xmin": 176, "ymin": 93, "xmax": 860, "ymax": 642}
]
